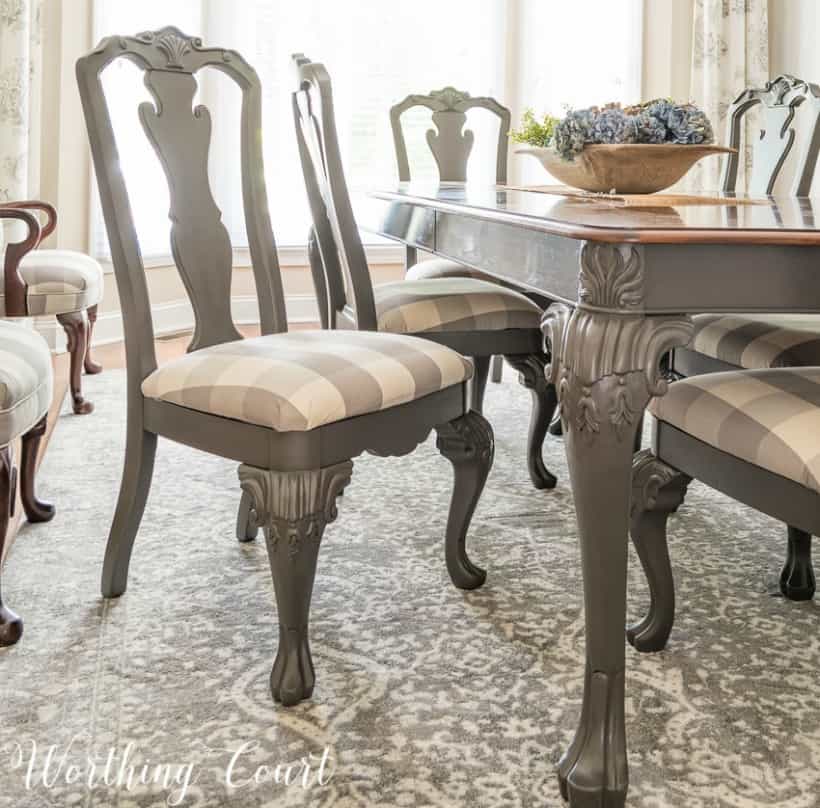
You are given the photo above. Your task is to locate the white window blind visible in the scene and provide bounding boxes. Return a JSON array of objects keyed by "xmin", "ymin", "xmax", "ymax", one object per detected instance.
[{"xmin": 91, "ymin": 0, "xmax": 643, "ymax": 260}]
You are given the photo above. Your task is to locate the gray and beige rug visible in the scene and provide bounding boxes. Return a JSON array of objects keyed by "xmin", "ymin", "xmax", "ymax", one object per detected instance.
[{"xmin": 1, "ymin": 368, "xmax": 819, "ymax": 807}]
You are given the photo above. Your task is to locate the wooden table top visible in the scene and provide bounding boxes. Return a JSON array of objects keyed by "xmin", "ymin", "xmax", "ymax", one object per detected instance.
[{"xmin": 368, "ymin": 183, "xmax": 820, "ymax": 245}]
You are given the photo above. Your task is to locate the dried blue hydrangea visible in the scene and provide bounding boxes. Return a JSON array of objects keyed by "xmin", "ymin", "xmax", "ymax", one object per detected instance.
[{"xmin": 549, "ymin": 99, "xmax": 714, "ymax": 160}]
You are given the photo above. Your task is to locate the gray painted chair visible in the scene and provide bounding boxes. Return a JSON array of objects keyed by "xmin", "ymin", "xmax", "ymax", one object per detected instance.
[
  {"xmin": 76, "ymin": 28, "xmax": 494, "ymax": 707},
  {"xmin": 295, "ymin": 54, "xmax": 557, "ymax": 491},
  {"xmin": 0, "ymin": 320, "xmax": 54, "ymax": 646},
  {"xmin": 389, "ymin": 87, "xmax": 552, "ymax": 386},
  {"xmin": 668, "ymin": 74, "xmax": 820, "ymax": 600},
  {"xmin": 628, "ymin": 369, "xmax": 820, "ymax": 652}
]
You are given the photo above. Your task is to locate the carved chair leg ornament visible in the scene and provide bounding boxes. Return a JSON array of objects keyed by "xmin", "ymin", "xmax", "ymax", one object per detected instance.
[
  {"xmin": 627, "ymin": 449, "xmax": 690, "ymax": 652},
  {"xmin": 238, "ymin": 460, "xmax": 353, "ymax": 707},
  {"xmin": 435, "ymin": 410, "xmax": 494, "ymax": 590},
  {"xmin": 502, "ymin": 353, "xmax": 558, "ymax": 490}
]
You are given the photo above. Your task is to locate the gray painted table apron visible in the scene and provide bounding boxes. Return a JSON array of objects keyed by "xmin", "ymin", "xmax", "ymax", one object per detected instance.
[{"xmin": 360, "ymin": 183, "xmax": 820, "ymax": 807}]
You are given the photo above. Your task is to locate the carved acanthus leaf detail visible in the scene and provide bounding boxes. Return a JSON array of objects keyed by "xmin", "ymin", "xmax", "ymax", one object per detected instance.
[
  {"xmin": 578, "ymin": 243, "xmax": 645, "ymax": 311},
  {"xmin": 609, "ymin": 376, "xmax": 636, "ymax": 440},
  {"xmin": 429, "ymin": 86, "xmax": 471, "ymax": 110},
  {"xmin": 238, "ymin": 462, "xmax": 353, "ymax": 559},
  {"xmin": 631, "ymin": 450, "xmax": 690, "ymax": 517}
]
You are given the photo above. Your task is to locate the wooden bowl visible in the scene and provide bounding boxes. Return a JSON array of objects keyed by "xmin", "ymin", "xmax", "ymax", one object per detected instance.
[{"xmin": 516, "ymin": 143, "xmax": 735, "ymax": 194}]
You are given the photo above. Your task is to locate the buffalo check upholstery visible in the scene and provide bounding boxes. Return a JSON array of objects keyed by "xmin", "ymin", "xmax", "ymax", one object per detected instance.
[
  {"xmin": 405, "ymin": 257, "xmax": 496, "ymax": 283},
  {"xmin": 374, "ymin": 278, "xmax": 541, "ymax": 335},
  {"xmin": 691, "ymin": 313, "xmax": 820, "ymax": 369},
  {"xmin": 0, "ymin": 249, "xmax": 103, "ymax": 317},
  {"xmin": 649, "ymin": 367, "xmax": 820, "ymax": 494},
  {"xmin": 142, "ymin": 330, "xmax": 473, "ymax": 433},
  {"xmin": 0, "ymin": 321, "xmax": 53, "ymax": 447}
]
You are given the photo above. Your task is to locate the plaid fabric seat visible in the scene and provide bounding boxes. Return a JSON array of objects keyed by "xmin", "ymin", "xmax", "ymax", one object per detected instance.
[
  {"xmin": 649, "ymin": 367, "xmax": 820, "ymax": 494},
  {"xmin": 406, "ymin": 257, "xmax": 496, "ymax": 283},
  {"xmin": 374, "ymin": 278, "xmax": 541, "ymax": 335},
  {"xmin": 691, "ymin": 313, "xmax": 820, "ymax": 369},
  {"xmin": 142, "ymin": 330, "xmax": 472, "ymax": 433},
  {"xmin": 0, "ymin": 249, "xmax": 103, "ymax": 317},
  {"xmin": 0, "ymin": 321, "xmax": 53, "ymax": 447}
]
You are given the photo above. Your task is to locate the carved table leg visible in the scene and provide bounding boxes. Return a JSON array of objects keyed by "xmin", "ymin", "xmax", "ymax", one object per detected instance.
[
  {"xmin": 57, "ymin": 310, "xmax": 93, "ymax": 414},
  {"xmin": 235, "ymin": 488, "xmax": 259, "ymax": 543},
  {"xmin": 504, "ymin": 353, "xmax": 558, "ymax": 490},
  {"xmin": 627, "ymin": 450, "xmax": 690, "ymax": 653},
  {"xmin": 19, "ymin": 416, "xmax": 55, "ymax": 524},
  {"xmin": 83, "ymin": 304, "xmax": 103, "ymax": 375},
  {"xmin": 780, "ymin": 526, "xmax": 815, "ymax": 601},
  {"xmin": 239, "ymin": 460, "xmax": 353, "ymax": 706},
  {"xmin": 435, "ymin": 410, "xmax": 494, "ymax": 590},
  {"xmin": 1, "ymin": 445, "xmax": 23, "ymax": 646},
  {"xmin": 543, "ymin": 244, "xmax": 693, "ymax": 808}
]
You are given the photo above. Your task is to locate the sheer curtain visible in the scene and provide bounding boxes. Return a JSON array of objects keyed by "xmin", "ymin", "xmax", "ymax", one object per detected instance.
[{"xmin": 91, "ymin": 0, "xmax": 643, "ymax": 259}]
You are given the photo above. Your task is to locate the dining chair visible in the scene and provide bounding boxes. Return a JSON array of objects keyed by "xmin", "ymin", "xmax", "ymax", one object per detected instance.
[
  {"xmin": 668, "ymin": 74, "xmax": 820, "ymax": 601},
  {"xmin": 295, "ymin": 54, "xmax": 557, "ymax": 490},
  {"xmin": 77, "ymin": 27, "xmax": 494, "ymax": 707},
  {"xmin": 628, "ymin": 368, "xmax": 820, "ymax": 652},
  {"xmin": 0, "ymin": 319, "xmax": 55, "ymax": 646},
  {"xmin": 389, "ymin": 87, "xmax": 552, "ymax": 386},
  {"xmin": 1, "ymin": 201, "xmax": 104, "ymax": 414}
]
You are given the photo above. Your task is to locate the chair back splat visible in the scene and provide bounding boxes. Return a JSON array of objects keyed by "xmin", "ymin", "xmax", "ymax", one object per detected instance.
[
  {"xmin": 722, "ymin": 74, "xmax": 820, "ymax": 196},
  {"xmin": 292, "ymin": 53, "xmax": 377, "ymax": 330},
  {"xmin": 390, "ymin": 87, "xmax": 511, "ymax": 184},
  {"xmin": 76, "ymin": 26, "xmax": 287, "ymax": 388}
]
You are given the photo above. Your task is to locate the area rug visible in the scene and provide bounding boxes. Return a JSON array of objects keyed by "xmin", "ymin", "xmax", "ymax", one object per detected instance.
[{"xmin": 1, "ymin": 368, "xmax": 818, "ymax": 808}]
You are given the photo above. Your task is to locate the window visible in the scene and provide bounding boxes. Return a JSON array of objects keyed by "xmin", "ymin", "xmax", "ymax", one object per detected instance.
[{"xmin": 91, "ymin": 0, "xmax": 643, "ymax": 260}]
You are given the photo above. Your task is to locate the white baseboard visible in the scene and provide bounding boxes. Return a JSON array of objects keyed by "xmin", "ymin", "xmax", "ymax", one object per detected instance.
[{"xmin": 33, "ymin": 294, "xmax": 320, "ymax": 351}]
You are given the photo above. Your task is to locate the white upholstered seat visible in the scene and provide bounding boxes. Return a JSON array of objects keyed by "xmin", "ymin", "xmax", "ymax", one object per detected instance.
[
  {"xmin": 374, "ymin": 278, "xmax": 541, "ymax": 335},
  {"xmin": 0, "ymin": 249, "xmax": 103, "ymax": 317},
  {"xmin": 0, "ymin": 321, "xmax": 53, "ymax": 447},
  {"xmin": 142, "ymin": 330, "xmax": 473, "ymax": 432}
]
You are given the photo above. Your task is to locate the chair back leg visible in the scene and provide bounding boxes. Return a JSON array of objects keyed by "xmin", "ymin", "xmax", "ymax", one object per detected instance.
[
  {"xmin": 57, "ymin": 310, "xmax": 94, "ymax": 415},
  {"xmin": 780, "ymin": 526, "xmax": 815, "ymax": 601},
  {"xmin": 84, "ymin": 305, "xmax": 103, "ymax": 375}
]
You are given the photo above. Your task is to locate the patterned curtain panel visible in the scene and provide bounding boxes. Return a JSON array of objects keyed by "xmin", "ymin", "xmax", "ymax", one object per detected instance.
[
  {"xmin": 689, "ymin": 0, "xmax": 769, "ymax": 192},
  {"xmin": 0, "ymin": 0, "xmax": 42, "ymax": 201}
]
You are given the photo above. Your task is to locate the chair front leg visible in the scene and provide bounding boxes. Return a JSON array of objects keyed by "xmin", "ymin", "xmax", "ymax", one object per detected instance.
[
  {"xmin": 19, "ymin": 415, "xmax": 54, "ymax": 523},
  {"xmin": 238, "ymin": 460, "xmax": 353, "ymax": 706},
  {"xmin": 435, "ymin": 410, "xmax": 494, "ymax": 590},
  {"xmin": 627, "ymin": 450, "xmax": 690, "ymax": 652},
  {"xmin": 503, "ymin": 353, "xmax": 558, "ymax": 490},
  {"xmin": 56, "ymin": 310, "xmax": 93, "ymax": 414},
  {"xmin": 0, "ymin": 445, "xmax": 23, "ymax": 646},
  {"xmin": 83, "ymin": 305, "xmax": 103, "ymax": 375}
]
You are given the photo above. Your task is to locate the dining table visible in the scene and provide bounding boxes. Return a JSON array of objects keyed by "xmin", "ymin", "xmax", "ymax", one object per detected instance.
[{"xmin": 358, "ymin": 182, "xmax": 820, "ymax": 807}]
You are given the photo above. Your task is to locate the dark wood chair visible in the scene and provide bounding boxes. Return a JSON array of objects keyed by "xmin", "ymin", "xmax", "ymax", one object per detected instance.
[
  {"xmin": 77, "ymin": 27, "xmax": 494, "ymax": 707},
  {"xmin": 668, "ymin": 75, "xmax": 820, "ymax": 600},
  {"xmin": 1, "ymin": 201, "xmax": 104, "ymax": 414},
  {"xmin": 390, "ymin": 87, "xmax": 552, "ymax": 386},
  {"xmin": 295, "ymin": 54, "xmax": 557, "ymax": 491},
  {"xmin": 0, "ymin": 318, "xmax": 55, "ymax": 646}
]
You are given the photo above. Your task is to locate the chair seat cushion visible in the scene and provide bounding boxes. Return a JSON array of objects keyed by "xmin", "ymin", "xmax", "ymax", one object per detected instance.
[
  {"xmin": 0, "ymin": 321, "xmax": 53, "ymax": 447},
  {"xmin": 374, "ymin": 278, "xmax": 541, "ymax": 335},
  {"xmin": 0, "ymin": 249, "xmax": 103, "ymax": 317},
  {"xmin": 691, "ymin": 313, "xmax": 820, "ymax": 369},
  {"xmin": 649, "ymin": 367, "xmax": 820, "ymax": 494},
  {"xmin": 405, "ymin": 258, "xmax": 496, "ymax": 282},
  {"xmin": 141, "ymin": 330, "xmax": 472, "ymax": 433}
]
